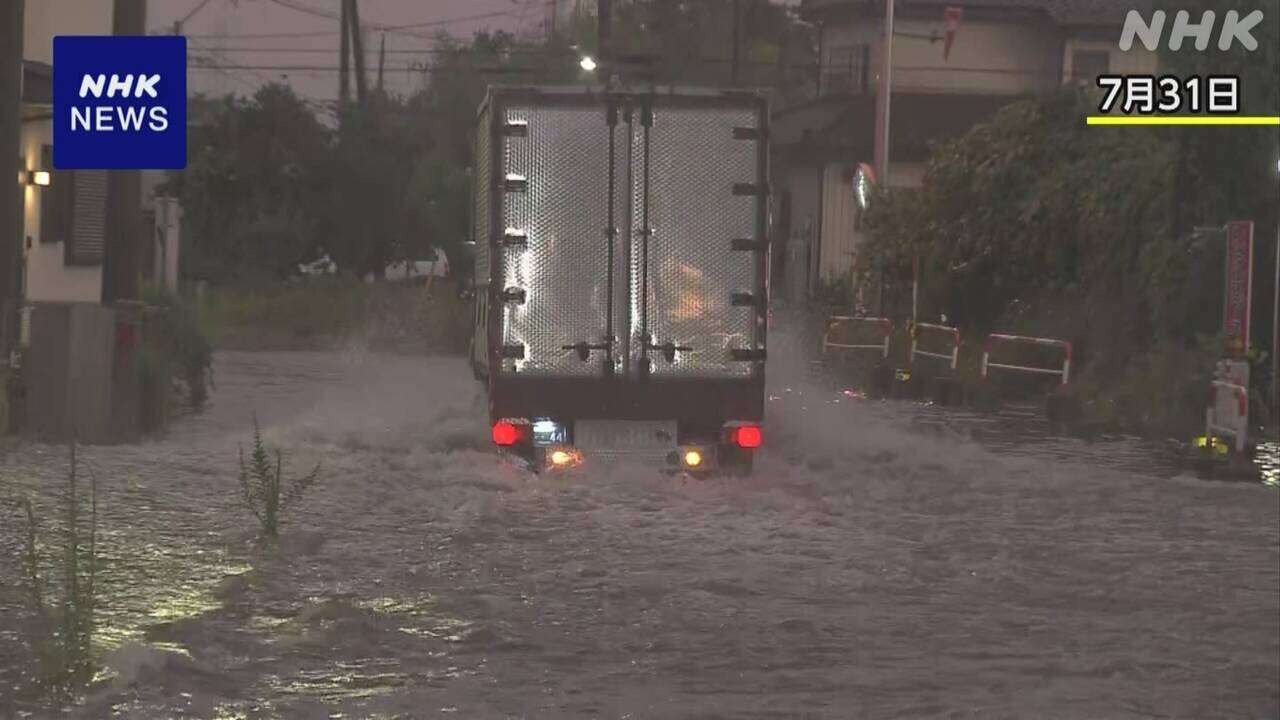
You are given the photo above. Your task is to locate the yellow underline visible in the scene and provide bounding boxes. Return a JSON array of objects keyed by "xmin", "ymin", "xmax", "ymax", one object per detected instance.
[{"xmin": 1087, "ymin": 116, "xmax": 1280, "ymax": 126}]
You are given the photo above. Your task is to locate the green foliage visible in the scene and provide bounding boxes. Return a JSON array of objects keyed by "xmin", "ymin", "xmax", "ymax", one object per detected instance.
[
  {"xmin": 200, "ymin": 281, "xmax": 369, "ymax": 349},
  {"xmin": 142, "ymin": 286, "xmax": 216, "ymax": 408},
  {"xmin": 864, "ymin": 91, "xmax": 1177, "ymax": 336},
  {"xmin": 166, "ymin": 86, "xmax": 332, "ymax": 284},
  {"xmin": 1155, "ymin": 0, "xmax": 1280, "ymax": 235},
  {"xmin": 9, "ymin": 444, "xmax": 100, "ymax": 702},
  {"xmin": 238, "ymin": 416, "xmax": 320, "ymax": 539},
  {"xmin": 859, "ymin": 40, "xmax": 1278, "ymax": 434}
]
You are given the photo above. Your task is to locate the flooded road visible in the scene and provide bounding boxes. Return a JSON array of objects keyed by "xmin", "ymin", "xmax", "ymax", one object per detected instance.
[{"xmin": 1, "ymin": 342, "xmax": 1277, "ymax": 719}]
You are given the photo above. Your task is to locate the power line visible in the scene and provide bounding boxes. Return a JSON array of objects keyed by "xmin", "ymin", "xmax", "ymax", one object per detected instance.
[
  {"xmin": 147, "ymin": 0, "xmax": 219, "ymax": 34},
  {"xmin": 260, "ymin": 0, "xmax": 518, "ymax": 40},
  {"xmin": 189, "ymin": 63, "xmax": 543, "ymax": 73},
  {"xmin": 188, "ymin": 45, "xmax": 576, "ymax": 57},
  {"xmin": 180, "ymin": 0, "xmax": 219, "ymax": 26}
]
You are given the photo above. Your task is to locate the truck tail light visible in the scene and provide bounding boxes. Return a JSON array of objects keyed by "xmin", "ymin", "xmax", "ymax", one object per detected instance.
[
  {"xmin": 492, "ymin": 420, "xmax": 522, "ymax": 446},
  {"xmin": 733, "ymin": 425, "xmax": 762, "ymax": 449}
]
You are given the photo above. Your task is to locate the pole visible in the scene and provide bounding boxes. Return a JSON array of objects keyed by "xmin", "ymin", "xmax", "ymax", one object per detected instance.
[
  {"xmin": 598, "ymin": 0, "xmax": 612, "ymax": 83},
  {"xmin": 338, "ymin": 0, "xmax": 350, "ymax": 111},
  {"xmin": 0, "ymin": 0, "xmax": 23, "ymax": 357},
  {"xmin": 911, "ymin": 252, "xmax": 919, "ymax": 321},
  {"xmin": 874, "ymin": 0, "xmax": 894, "ymax": 186},
  {"xmin": 1273, "ymin": 225, "xmax": 1278, "ymax": 427},
  {"xmin": 376, "ymin": 33, "xmax": 385, "ymax": 94},
  {"xmin": 731, "ymin": 0, "xmax": 741, "ymax": 85},
  {"xmin": 101, "ymin": 0, "xmax": 146, "ymax": 304},
  {"xmin": 349, "ymin": 0, "xmax": 368, "ymax": 104},
  {"xmin": 870, "ymin": 0, "xmax": 894, "ymax": 319}
]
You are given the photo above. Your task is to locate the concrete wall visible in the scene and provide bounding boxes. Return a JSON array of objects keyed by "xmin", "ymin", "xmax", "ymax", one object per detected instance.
[
  {"xmin": 20, "ymin": 119, "xmax": 102, "ymax": 303},
  {"xmin": 24, "ymin": 302, "xmax": 116, "ymax": 443}
]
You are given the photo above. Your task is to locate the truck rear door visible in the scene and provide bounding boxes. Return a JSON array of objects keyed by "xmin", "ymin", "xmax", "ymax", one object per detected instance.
[{"xmin": 487, "ymin": 88, "xmax": 767, "ymax": 384}]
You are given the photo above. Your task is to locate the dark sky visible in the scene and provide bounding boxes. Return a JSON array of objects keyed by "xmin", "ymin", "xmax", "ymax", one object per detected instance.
[{"xmin": 150, "ymin": 0, "xmax": 536, "ymax": 104}]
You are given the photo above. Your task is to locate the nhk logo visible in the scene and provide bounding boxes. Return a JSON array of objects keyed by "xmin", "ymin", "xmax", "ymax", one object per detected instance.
[
  {"xmin": 1119, "ymin": 9, "xmax": 1265, "ymax": 52},
  {"xmin": 72, "ymin": 74, "xmax": 170, "ymax": 132},
  {"xmin": 53, "ymin": 36, "xmax": 187, "ymax": 170}
]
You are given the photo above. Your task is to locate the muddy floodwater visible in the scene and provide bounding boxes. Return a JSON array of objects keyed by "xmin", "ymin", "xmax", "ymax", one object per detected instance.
[{"xmin": 1, "ymin": 338, "xmax": 1277, "ymax": 719}]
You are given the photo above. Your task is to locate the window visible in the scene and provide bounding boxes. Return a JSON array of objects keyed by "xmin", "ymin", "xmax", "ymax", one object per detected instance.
[
  {"xmin": 823, "ymin": 45, "xmax": 870, "ymax": 95},
  {"xmin": 49, "ymin": 168, "xmax": 108, "ymax": 266},
  {"xmin": 1072, "ymin": 51, "xmax": 1110, "ymax": 86}
]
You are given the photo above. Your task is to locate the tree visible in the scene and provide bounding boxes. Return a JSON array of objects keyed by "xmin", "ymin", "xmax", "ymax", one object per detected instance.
[{"xmin": 167, "ymin": 85, "xmax": 331, "ymax": 284}]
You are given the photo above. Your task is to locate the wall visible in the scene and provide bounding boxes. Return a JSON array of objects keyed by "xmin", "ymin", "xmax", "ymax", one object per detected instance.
[
  {"xmin": 21, "ymin": 0, "xmax": 114, "ymax": 305},
  {"xmin": 781, "ymin": 164, "xmax": 821, "ymax": 298},
  {"xmin": 1062, "ymin": 38, "xmax": 1158, "ymax": 83},
  {"xmin": 822, "ymin": 14, "xmax": 1063, "ymax": 96},
  {"xmin": 819, "ymin": 163, "xmax": 860, "ymax": 283},
  {"xmin": 20, "ymin": 119, "xmax": 102, "ymax": 303},
  {"xmin": 22, "ymin": 0, "xmax": 114, "ymax": 64}
]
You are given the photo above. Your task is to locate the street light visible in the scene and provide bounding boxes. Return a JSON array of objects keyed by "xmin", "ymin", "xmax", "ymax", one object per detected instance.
[{"xmin": 579, "ymin": 55, "xmax": 598, "ymax": 72}]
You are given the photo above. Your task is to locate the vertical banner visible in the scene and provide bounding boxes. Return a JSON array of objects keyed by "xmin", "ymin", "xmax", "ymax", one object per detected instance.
[
  {"xmin": 944, "ymin": 7, "xmax": 964, "ymax": 61},
  {"xmin": 1223, "ymin": 220, "xmax": 1254, "ymax": 357}
]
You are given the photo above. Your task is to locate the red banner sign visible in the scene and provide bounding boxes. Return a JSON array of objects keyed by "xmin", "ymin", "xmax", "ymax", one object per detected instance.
[
  {"xmin": 944, "ymin": 7, "xmax": 964, "ymax": 60},
  {"xmin": 1223, "ymin": 220, "xmax": 1254, "ymax": 356}
]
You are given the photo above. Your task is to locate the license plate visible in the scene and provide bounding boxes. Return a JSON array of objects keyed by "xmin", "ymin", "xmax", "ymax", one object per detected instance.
[{"xmin": 574, "ymin": 420, "xmax": 677, "ymax": 453}]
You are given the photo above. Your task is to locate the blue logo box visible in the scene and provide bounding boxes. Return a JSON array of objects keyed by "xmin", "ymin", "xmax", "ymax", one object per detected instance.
[{"xmin": 53, "ymin": 35, "xmax": 187, "ymax": 170}]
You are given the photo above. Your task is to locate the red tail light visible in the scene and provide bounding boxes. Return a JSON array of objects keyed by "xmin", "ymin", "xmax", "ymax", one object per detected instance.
[
  {"xmin": 492, "ymin": 420, "xmax": 521, "ymax": 446},
  {"xmin": 734, "ymin": 425, "xmax": 763, "ymax": 449}
]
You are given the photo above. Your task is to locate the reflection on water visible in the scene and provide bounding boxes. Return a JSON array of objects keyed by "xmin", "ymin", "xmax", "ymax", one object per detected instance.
[
  {"xmin": 1257, "ymin": 440, "xmax": 1280, "ymax": 487},
  {"xmin": 265, "ymin": 658, "xmax": 410, "ymax": 702}
]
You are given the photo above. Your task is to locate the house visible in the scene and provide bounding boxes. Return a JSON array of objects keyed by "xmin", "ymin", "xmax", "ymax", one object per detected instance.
[
  {"xmin": 19, "ymin": 0, "xmax": 178, "ymax": 313},
  {"xmin": 19, "ymin": 0, "xmax": 116, "ymax": 305},
  {"xmin": 772, "ymin": 0, "xmax": 1157, "ymax": 301}
]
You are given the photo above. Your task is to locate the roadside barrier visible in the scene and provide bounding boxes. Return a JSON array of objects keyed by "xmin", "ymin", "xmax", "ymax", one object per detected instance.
[
  {"xmin": 910, "ymin": 321, "xmax": 960, "ymax": 370},
  {"xmin": 1206, "ymin": 380, "xmax": 1249, "ymax": 453},
  {"xmin": 822, "ymin": 316, "xmax": 891, "ymax": 359},
  {"xmin": 980, "ymin": 333, "xmax": 1072, "ymax": 385}
]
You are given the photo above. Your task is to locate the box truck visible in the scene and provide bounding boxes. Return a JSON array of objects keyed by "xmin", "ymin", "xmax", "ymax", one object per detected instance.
[{"xmin": 468, "ymin": 86, "xmax": 769, "ymax": 474}]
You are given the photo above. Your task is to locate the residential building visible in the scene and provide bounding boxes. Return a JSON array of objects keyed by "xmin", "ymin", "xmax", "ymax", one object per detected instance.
[
  {"xmin": 772, "ymin": 0, "xmax": 1157, "ymax": 300},
  {"xmin": 19, "ymin": 0, "xmax": 177, "ymax": 311},
  {"xmin": 20, "ymin": 0, "xmax": 115, "ymax": 304}
]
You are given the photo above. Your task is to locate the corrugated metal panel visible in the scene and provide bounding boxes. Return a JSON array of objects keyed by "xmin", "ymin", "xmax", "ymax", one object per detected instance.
[
  {"xmin": 499, "ymin": 104, "xmax": 613, "ymax": 377},
  {"xmin": 473, "ymin": 103, "xmax": 491, "ymax": 286},
  {"xmin": 633, "ymin": 105, "xmax": 758, "ymax": 379},
  {"xmin": 818, "ymin": 163, "xmax": 858, "ymax": 283}
]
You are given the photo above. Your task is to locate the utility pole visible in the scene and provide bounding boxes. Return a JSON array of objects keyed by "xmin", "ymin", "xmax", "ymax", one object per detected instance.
[
  {"xmin": 598, "ymin": 0, "xmax": 612, "ymax": 84},
  {"xmin": 873, "ymin": 0, "xmax": 894, "ymax": 186},
  {"xmin": 376, "ymin": 33, "xmax": 386, "ymax": 95},
  {"xmin": 101, "ymin": 0, "xmax": 146, "ymax": 305},
  {"xmin": 348, "ymin": 0, "xmax": 368, "ymax": 105},
  {"xmin": 872, "ymin": 0, "xmax": 895, "ymax": 316},
  {"xmin": 1273, "ymin": 225, "xmax": 1278, "ymax": 428},
  {"xmin": 339, "ymin": 0, "xmax": 350, "ymax": 112},
  {"xmin": 731, "ymin": 0, "xmax": 741, "ymax": 85},
  {"xmin": 0, "ymin": 0, "xmax": 22, "ymax": 357}
]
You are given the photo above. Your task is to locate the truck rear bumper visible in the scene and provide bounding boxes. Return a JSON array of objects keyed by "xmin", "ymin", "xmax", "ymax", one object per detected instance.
[{"xmin": 488, "ymin": 376, "xmax": 765, "ymax": 431}]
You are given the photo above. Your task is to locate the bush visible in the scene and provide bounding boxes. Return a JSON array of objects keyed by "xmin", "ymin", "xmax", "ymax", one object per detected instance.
[
  {"xmin": 141, "ymin": 286, "xmax": 216, "ymax": 410},
  {"xmin": 237, "ymin": 416, "xmax": 320, "ymax": 538},
  {"xmin": 4, "ymin": 444, "xmax": 100, "ymax": 703}
]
